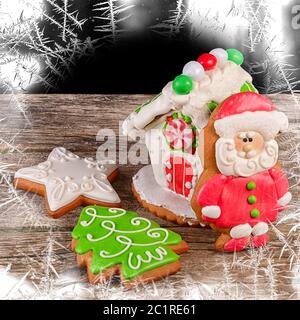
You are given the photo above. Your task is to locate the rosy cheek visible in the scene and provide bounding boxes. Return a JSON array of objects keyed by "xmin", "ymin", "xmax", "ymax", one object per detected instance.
[
  {"xmin": 250, "ymin": 139, "xmax": 263, "ymax": 152},
  {"xmin": 234, "ymin": 139, "xmax": 243, "ymax": 151}
]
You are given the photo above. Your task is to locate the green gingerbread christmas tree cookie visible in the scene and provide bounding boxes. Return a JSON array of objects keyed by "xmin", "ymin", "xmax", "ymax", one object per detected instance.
[{"xmin": 71, "ymin": 206, "xmax": 189, "ymax": 286}]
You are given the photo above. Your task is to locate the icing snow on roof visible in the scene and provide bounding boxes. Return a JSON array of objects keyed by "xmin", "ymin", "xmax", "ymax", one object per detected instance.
[{"xmin": 123, "ymin": 58, "xmax": 252, "ymax": 140}]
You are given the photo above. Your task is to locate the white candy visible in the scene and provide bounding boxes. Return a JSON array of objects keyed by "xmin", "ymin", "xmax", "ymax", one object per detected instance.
[
  {"xmin": 182, "ymin": 61, "xmax": 205, "ymax": 81},
  {"xmin": 166, "ymin": 173, "xmax": 172, "ymax": 182},
  {"xmin": 210, "ymin": 48, "xmax": 228, "ymax": 66},
  {"xmin": 185, "ymin": 181, "xmax": 192, "ymax": 189}
]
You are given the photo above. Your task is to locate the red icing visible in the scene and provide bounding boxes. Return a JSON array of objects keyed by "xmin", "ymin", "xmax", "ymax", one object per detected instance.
[
  {"xmin": 197, "ymin": 169, "xmax": 289, "ymax": 228},
  {"xmin": 165, "ymin": 156, "xmax": 194, "ymax": 198},
  {"xmin": 215, "ymin": 92, "xmax": 276, "ymax": 120},
  {"xmin": 251, "ymin": 234, "xmax": 269, "ymax": 248},
  {"xmin": 196, "ymin": 53, "xmax": 217, "ymax": 70},
  {"xmin": 223, "ymin": 237, "xmax": 249, "ymax": 252},
  {"xmin": 163, "ymin": 117, "xmax": 196, "ymax": 154}
]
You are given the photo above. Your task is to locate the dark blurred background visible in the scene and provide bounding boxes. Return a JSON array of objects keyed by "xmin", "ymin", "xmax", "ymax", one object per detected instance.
[{"xmin": 32, "ymin": 0, "xmax": 300, "ymax": 93}]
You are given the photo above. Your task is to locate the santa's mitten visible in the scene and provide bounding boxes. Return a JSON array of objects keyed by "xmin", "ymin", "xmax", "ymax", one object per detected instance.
[
  {"xmin": 202, "ymin": 205, "xmax": 221, "ymax": 219},
  {"xmin": 278, "ymin": 192, "xmax": 292, "ymax": 208}
]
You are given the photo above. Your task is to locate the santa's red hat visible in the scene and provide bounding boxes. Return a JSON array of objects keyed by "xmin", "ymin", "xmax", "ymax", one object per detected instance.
[{"xmin": 214, "ymin": 92, "xmax": 288, "ymax": 140}]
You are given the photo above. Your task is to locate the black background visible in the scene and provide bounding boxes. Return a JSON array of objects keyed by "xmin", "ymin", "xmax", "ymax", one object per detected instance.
[{"xmin": 37, "ymin": 0, "xmax": 300, "ymax": 94}]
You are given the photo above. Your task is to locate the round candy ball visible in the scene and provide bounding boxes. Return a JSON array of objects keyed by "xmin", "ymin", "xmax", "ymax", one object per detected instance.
[
  {"xmin": 226, "ymin": 48, "xmax": 244, "ymax": 65},
  {"xmin": 209, "ymin": 48, "xmax": 228, "ymax": 66},
  {"xmin": 172, "ymin": 75, "xmax": 193, "ymax": 95},
  {"xmin": 182, "ymin": 61, "xmax": 205, "ymax": 81},
  {"xmin": 196, "ymin": 53, "xmax": 217, "ymax": 70}
]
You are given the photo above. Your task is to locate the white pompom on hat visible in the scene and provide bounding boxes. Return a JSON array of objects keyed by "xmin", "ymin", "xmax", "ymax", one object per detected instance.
[{"xmin": 214, "ymin": 92, "xmax": 288, "ymax": 140}]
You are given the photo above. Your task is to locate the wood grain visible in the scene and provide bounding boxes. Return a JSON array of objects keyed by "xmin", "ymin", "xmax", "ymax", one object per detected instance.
[{"xmin": 0, "ymin": 94, "xmax": 300, "ymax": 299}]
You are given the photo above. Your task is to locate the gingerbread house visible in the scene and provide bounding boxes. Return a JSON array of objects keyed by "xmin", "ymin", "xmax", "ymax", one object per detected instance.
[{"xmin": 122, "ymin": 48, "xmax": 258, "ymax": 226}]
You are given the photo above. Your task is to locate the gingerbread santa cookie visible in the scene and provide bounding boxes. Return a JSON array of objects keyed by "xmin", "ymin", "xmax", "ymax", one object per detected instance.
[
  {"xmin": 71, "ymin": 206, "xmax": 189, "ymax": 287},
  {"xmin": 191, "ymin": 92, "xmax": 291, "ymax": 252},
  {"xmin": 123, "ymin": 48, "xmax": 257, "ymax": 226},
  {"xmin": 14, "ymin": 147, "xmax": 120, "ymax": 218}
]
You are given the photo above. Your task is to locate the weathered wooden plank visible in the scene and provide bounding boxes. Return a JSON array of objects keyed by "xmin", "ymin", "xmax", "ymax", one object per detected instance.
[{"xmin": 0, "ymin": 94, "xmax": 300, "ymax": 299}]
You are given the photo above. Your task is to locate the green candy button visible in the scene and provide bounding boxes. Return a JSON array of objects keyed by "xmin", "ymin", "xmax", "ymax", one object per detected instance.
[
  {"xmin": 247, "ymin": 195, "xmax": 257, "ymax": 204},
  {"xmin": 250, "ymin": 209, "xmax": 260, "ymax": 218},
  {"xmin": 172, "ymin": 75, "xmax": 193, "ymax": 95},
  {"xmin": 246, "ymin": 181, "xmax": 256, "ymax": 190},
  {"xmin": 227, "ymin": 48, "xmax": 244, "ymax": 65}
]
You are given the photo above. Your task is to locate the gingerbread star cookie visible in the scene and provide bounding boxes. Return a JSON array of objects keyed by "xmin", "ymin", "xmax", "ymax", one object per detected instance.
[
  {"xmin": 72, "ymin": 206, "xmax": 189, "ymax": 287},
  {"xmin": 14, "ymin": 147, "xmax": 120, "ymax": 218}
]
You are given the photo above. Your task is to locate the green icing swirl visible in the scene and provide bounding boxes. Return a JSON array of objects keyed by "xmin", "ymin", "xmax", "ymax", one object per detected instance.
[{"xmin": 72, "ymin": 206, "xmax": 183, "ymax": 280}]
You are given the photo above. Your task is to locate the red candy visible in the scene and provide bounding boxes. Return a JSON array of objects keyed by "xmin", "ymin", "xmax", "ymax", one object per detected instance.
[{"xmin": 197, "ymin": 53, "xmax": 217, "ymax": 70}]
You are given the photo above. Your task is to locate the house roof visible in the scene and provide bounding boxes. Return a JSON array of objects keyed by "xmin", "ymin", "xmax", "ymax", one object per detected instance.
[{"xmin": 123, "ymin": 60, "xmax": 253, "ymax": 140}]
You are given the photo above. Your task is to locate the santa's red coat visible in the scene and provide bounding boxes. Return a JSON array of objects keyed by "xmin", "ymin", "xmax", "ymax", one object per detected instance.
[{"xmin": 197, "ymin": 168, "xmax": 288, "ymax": 228}]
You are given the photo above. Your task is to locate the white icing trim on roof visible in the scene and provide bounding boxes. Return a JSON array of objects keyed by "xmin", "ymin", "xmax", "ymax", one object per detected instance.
[{"xmin": 122, "ymin": 61, "xmax": 253, "ymax": 139}]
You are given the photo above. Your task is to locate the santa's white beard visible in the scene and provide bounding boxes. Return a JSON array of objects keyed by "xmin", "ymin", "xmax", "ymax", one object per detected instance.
[{"xmin": 215, "ymin": 138, "xmax": 278, "ymax": 177}]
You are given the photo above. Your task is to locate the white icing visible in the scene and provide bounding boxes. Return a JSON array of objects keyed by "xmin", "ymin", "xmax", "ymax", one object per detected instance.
[
  {"xmin": 163, "ymin": 118, "xmax": 194, "ymax": 152},
  {"xmin": 251, "ymin": 222, "xmax": 268, "ymax": 237},
  {"xmin": 230, "ymin": 223, "xmax": 252, "ymax": 238},
  {"xmin": 162, "ymin": 149, "xmax": 202, "ymax": 200},
  {"xmin": 183, "ymin": 61, "xmax": 252, "ymax": 127},
  {"xmin": 185, "ymin": 182, "xmax": 192, "ymax": 189},
  {"xmin": 145, "ymin": 127, "xmax": 169, "ymax": 189},
  {"xmin": 166, "ymin": 173, "xmax": 172, "ymax": 182},
  {"xmin": 214, "ymin": 111, "xmax": 289, "ymax": 140},
  {"xmin": 15, "ymin": 147, "xmax": 120, "ymax": 211},
  {"xmin": 128, "ymin": 247, "xmax": 167, "ymax": 270},
  {"xmin": 80, "ymin": 207, "xmax": 127, "ymax": 227},
  {"xmin": 202, "ymin": 206, "xmax": 221, "ymax": 219},
  {"xmin": 145, "ymin": 121, "xmax": 202, "ymax": 199},
  {"xmin": 278, "ymin": 192, "xmax": 292, "ymax": 207},
  {"xmin": 164, "ymin": 162, "xmax": 172, "ymax": 169},
  {"xmin": 132, "ymin": 165, "xmax": 198, "ymax": 220},
  {"xmin": 123, "ymin": 60, "xmax": 252, "ymax": 206},
  {"xmin": 133, "ymin": 94, "xmax": 178, "ymax": 130},
  {"xmin": 123, "ymin": 61, "xmax": 253, "ymax": 137},
  {"xmin": 215, "ymin": 138, "xmax": 278, "ymax": 177},
  {"xmin": 79, "ymin": 207, "xmax": 171, "ymax": 270}
]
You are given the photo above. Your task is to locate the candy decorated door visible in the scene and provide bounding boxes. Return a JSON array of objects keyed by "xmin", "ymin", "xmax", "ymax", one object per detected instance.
[{"xmin": 163, "ymin": 112, "xmax": 198, "ymax": 198}]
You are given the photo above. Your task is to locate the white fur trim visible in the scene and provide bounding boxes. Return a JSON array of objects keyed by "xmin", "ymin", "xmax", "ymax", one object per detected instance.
[
  {"xmin": 252, "ymin": 222, "xmax": 268, "ymax": 236},
  {"xmin": 230, "ymin": 223, "xmax": 252, "ymax": 238},
  {"xmin": 278, "ymin": 192, "xmax": 292, "ymax": 206},
  {"xmin": 202, "ymin": 205, "xmax": 221, "ymax": 219},
  {"xmin": 214, "ymin": 111, "xmax": 288, "ymax": 140}
]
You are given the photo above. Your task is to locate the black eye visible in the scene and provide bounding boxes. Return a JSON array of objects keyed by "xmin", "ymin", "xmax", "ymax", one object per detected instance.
[
  {"xmin": 248, "ymin": 138, "xmax": 253, "ymax": 142},
  {"xmin": 243, "ymin": 138, "xmax": 248, "ymax": 142}
]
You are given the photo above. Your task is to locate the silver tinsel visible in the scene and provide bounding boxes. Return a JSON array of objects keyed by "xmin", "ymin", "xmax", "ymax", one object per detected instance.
[{"xmin": 0, "ymin": 0, "xmax": 300, "ymax": 300}]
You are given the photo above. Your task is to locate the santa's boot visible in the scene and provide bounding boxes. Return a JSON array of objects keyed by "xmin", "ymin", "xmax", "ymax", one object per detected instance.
[
  {"xmin": 251, "ymin": 234, "xmax": 269, "ymax": 248},
  {"xmin": 223, "ymin": 237, "xmax": 249, "ymax": 252},
  {"xmin": 223, "ymin": 223, "xmax": 252, "ymax": 252},
  {"xmin": 251, "ymin": 222, "xmax": 269, "ymax": 248}
]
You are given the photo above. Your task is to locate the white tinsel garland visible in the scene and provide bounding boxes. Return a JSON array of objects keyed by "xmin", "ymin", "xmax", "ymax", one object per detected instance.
[{"xmin": 0, "ymin": 0, "xmax": 300, "ymax": 300}]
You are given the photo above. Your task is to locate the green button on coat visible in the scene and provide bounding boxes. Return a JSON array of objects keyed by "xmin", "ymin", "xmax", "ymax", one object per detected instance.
[
  {"xmin": 247, "ymin": 195, "xmax": 257, "ymax": 204},
  {"xmin": 246, "ymin": 181, "xmax": 256, "ymax": 190},
  {"xmin": 250, "ymin": 209, "xmax": 260, "ymax": 218}
]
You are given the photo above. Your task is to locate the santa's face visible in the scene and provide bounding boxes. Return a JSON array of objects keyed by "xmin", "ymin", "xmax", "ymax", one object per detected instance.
[
  {"xmin": 215, "ymin": 131, "xmax": 278, "ymax": 177},
  {"xmin": 234, "ymin": 131, "xmax": 264, "ymax": 159}
]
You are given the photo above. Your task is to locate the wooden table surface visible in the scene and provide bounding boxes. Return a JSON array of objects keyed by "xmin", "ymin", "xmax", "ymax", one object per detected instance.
[{"xmin": 0, "ymin": 94, "xmax": 300, "ymax": 300}]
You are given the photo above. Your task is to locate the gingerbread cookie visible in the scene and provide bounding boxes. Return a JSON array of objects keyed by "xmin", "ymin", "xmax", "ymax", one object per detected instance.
[
  {"xmin": 14, "ymin": 147, "xmax": 120, "ymax": 218},
  {"xmin": 123, "ymin": 48, "xmax": 258, "ymax": 225},
  {"xmin": 71, "ymin": 206, "xmax": 189, "ymax": 287},
  {"xmin": 191, "ymin": 92, "xmax": 291, "ymax": 252}
]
